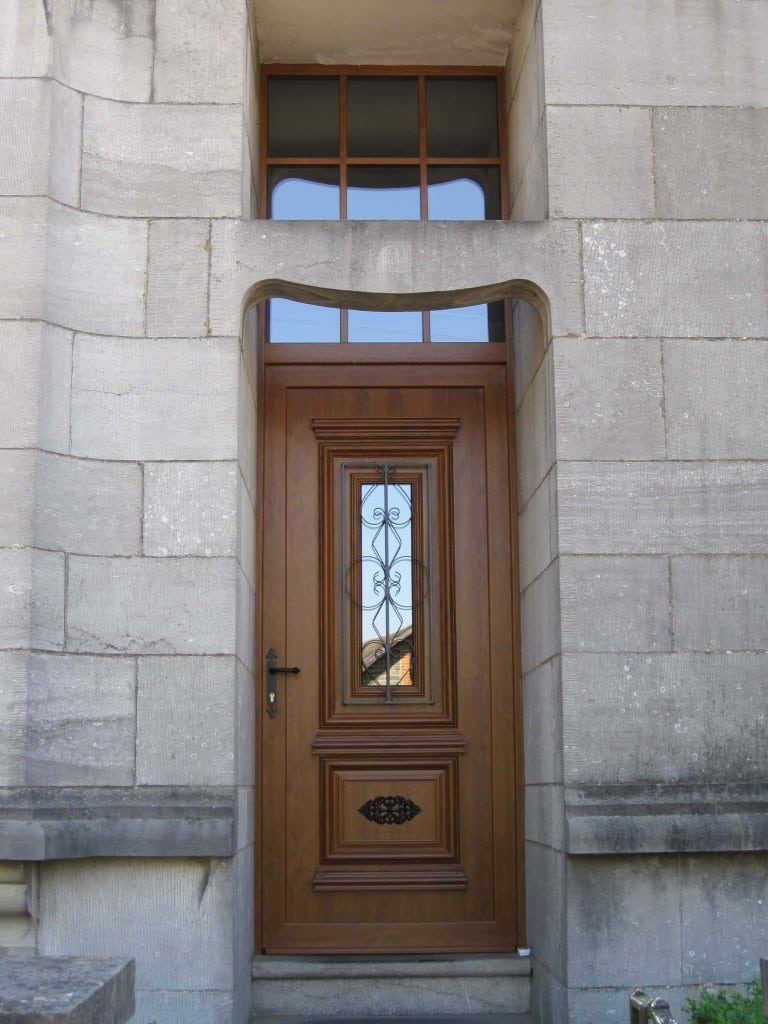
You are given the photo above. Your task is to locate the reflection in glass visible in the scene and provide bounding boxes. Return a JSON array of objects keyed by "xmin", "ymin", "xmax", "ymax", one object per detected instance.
[
  {"xmin": 359, "ymin": 474, "xmax": 415, "ymax": 698},
  {"xmin": 348, "ymin": 77, "xmax": 419, "ymax": 157},
  {"xmin": 348, "ymin": 309, "xmax": 422, "ymax": 343},
  {"xmin": 269, "ymin": 170, "xmax": 340, "ymax": 219},
  {"xmin": 268, "ymin": 299, "xmax": 339, "ymax": 342},
  {"xmin": 268, "ymin": 77, "xmax": 339, "ymax": 157},
  {"xmin": 426, "ymin": 77, "xmax": 498, "ymax": 157},
  {"xmin": 348, "ymin": 167, "xmax": 420, "ymax": 220}
]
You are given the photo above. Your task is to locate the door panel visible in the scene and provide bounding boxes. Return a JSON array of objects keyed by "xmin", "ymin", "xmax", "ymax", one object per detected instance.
[{"xmin": 260, "ymin": 359, "xmax": 521, "ymax": 953}]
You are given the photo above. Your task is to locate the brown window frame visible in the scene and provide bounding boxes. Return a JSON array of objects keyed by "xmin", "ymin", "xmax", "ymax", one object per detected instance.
[{"xmin": 259, "ymin": 64, "xmax": 509, "ymax": 221}]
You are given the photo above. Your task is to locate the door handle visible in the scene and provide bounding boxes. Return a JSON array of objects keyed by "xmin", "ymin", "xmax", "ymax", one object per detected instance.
[{"xmin": 266, "ymin": 648, "xmax": 301, "ymax": 719}]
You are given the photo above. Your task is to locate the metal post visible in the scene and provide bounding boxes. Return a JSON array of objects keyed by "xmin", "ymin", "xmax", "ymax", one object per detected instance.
[
  {"xmin": 760, "ymin": 958, "xmax": 768, "ymax": 1015},
  {"xmin": 630, "ymin": 989, "xmax": 651, "ymax": 1024}
]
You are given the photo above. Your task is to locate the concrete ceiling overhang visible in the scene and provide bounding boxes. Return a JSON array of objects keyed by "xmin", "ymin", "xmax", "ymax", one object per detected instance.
[{"xmin": 252, "ymin": 0, "xmax": 523, "ymax": 66}]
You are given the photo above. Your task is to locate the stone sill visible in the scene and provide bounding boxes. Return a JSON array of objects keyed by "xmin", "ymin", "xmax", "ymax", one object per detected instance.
[
  {"xmin": 566, "ymin": 783, "xmax": 768, "ymax": 854},
  {"xmin": 0, "ymin": 787, "xmax": 236, "ymax": 861},
  {"xmin": 252, "ymin": 954, "xmax": 533, "ymax": 981}
]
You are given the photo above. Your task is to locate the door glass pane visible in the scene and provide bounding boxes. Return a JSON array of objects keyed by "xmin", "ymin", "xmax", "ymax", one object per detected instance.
[
  {"xmin": 427, "ymin": 167, "xmax": 501, "ymax": 220},
  {"xmin": 348, "ymin": 166, "xmax": 421, "ymax": 220},
  {"xmin": 268, "ymin": 299, "xmax": 340, "ymax": 342},
  {"xmin": 359, "ymin": 476, "xmax": 415, "ymax": 694},
  {"xmin": 348, "ymin": 309, "xmax": 423, "ymax": 343},
  {"xmin": 269, "ymin": 168, "xmax": 340, "ymax": 219},
  {"xmin": 426, "ymin": 77, "xmax": 498, "ymax": 157},
  {"xmin": 430, "ymin": 306, "xmax": 490, "ymax": 342},
  {"xmin": 268, "ymin": 77, "xmax": 339, "ymax": 157},
  {"xmin": 348, "ymin": 77, "xmax": 419, "ymax": 157}
]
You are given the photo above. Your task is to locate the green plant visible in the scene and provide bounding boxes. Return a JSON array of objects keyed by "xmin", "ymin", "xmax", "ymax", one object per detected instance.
[{"xmin": 685, "ymin": 979, "xmax": 767, "ymax": 1024}]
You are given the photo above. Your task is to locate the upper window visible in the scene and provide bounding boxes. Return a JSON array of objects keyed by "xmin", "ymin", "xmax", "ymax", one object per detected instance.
[{"xmin": 261, "ymin": 67, "xmax": 506, "ymax": 221}]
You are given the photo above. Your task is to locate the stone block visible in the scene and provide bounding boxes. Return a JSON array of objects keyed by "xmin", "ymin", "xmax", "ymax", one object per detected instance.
[
  {"xmin": 547, "ymin": 106, "xmax": 653, "ymax": 219},
  {"xmin": 0, "ymin": 322, "xmax": 40, "ymax": 448},
  {"xmin": 49, "ymin": 82, "xmax": 83, "ymax": 208},
  {"xmin": 526, "ymin": 783, "xmax": 564, "ymax": 851},
  {"xmin": 583, "ymin": 221, "xmax": 768, "ymax": 339},
  {"xmin": 523, "ymin": 656, "xmax": 563, "ymax": 786},
  {"xmin": 525, "ymin": 843, "xmax": 565, "ymax": 978},
  {"xmin": 518, "ymin": 467, "xmax": 554, "ymax": 589},
  {"xmin": 508, "ymin": 7, "xmax": 544, "ymax": 204},
  {"xmin": 520, "ymin": 559, "xmax": 561, "ymax": 675},
  {"xmin": 52, "ymin": 0, "xmax": 153, "ymax": 102},
  {"xmin": 154, "ymin": 0, "xmax": 246, "ymax": 103},
  {"xmin": 81, "ymin": 97, "xmax": 242, "ymax": 217},
  {"xmin": 237, "ymin": 356, "xmax": 257, "ymax": 506},
  {"xmin": 567, "ymin": 855, "xmax": 682, "ymax": 988},
  {"xmin": 511, "ymin": 117, "xmax": 549, "ymax": 222},
  {"xmin": 513, "ymin": 296, "xmax": 546, "ymax": 409},
  {"xmin": 664, "ymin": 339, "xmax": 768, "ymax": 460},
  {"xmin": 682, "ymin": 854, "xmax": 768, "ymax": 983},
  {"xmin": 71, "ymin": 336, "xmax": 239, "ymax": 461},
  {"xmin": 558, "ymin": 462, "xmax": 768, "ymax": 555},
  {"xmin": 38, "ymin": 858, "xmax": 234, "ymax": 991},
  {"xmin": 517, "ymin": 348, "xmax": 555, "ymax": 507},
  {"xmin": 35, "ymin": 453, "xmax": 142, "ymax": 556},
  {"xmin": 237, "ymin": 470, "xmax": 256, "ymax": 592},
  {"xmin": 0, "ymin": 548, "xmax": 65, "ymax": 652},
  {"xmin": 543, "ymin": 0, "xmax": 768, "ymax": 106},
  {"xmin": 0, "ymin": 450, "xmax": 35, "ymax": 547},
  {"xmin": 562, "ymin": 652, "xmax": 768, "ymax": 785},
  {"xmin": 568, "ymin": 987, "xmax": 685, "ymax": 1024},
  {"xmin": 0, "ymin": 198, "xmax": 47, "ymax": 320},
  {"xmin": 39, "ymin": 325, "xmax": 73, "ymax": 455},
  {"xmin": 67, "ymin": 555, "xmax": 237, "ymax": 654},
  {"xmin": 672, "ymin": 556, "xmax": 768, "ymax": 652},
  {"xmin": 0, "ymin": 653, "xmax": 27, "ymax": 787},
  {"xmin": 235, "ymin": 662, "xmax": 255, "ymax": 788},
  {"xmin": 0, "ymin": 79, "xmax": 50, "ymax": 196},
  {"xmin": 143, "ymin": 461, "xmax": 237, "ymax": 557},
  {"xmin": 0, "ymin": 0, "xmax": 50, "ymax": 77},
  {"xmin": 133, "ymin": 989, "xmax": 234, "ymax": 1024},
  {"xmin": 560, "ymin": 555, "xmax": 671, "ymax": 653},
  {"xmin": 210, "ymin": 219, "xmax": 584, "ymax": 339},
  {"xmin": 0, "ymin": 955, "xmax": 135, "ymax": 1024},
  {"xmin": 45, "ymin": 206, "xmax": 147, "ymax": 337},
  {"xmin": 655, "ymin": 107, "xmax": 768, "ymax": 220},
  {"xmin": 136, "ymin": 656, "xmax": 236, "ymax": 785},
  {"xmin": 147, "ymin": 219, "xmax": 210, "ymax": 338},
  {"xmin": 26, "ymin": 653, "xmax": 136, "ymax": 786},
  {"xmin": 236, "ymin": 567, "xmax": 255, "ymax": 672},
  {"xmin": 554, "ymin": 337, "xmax": 664, "ymax": 460}
]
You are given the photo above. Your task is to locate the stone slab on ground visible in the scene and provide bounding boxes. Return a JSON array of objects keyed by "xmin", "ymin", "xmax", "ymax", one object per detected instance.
[{"xmin": 0, "ymin": 955, "xmax": 134, "ymax": 1024}]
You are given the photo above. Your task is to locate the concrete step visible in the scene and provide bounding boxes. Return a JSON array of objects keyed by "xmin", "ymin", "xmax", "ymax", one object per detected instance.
[
  {"xmin": 254, "ymin": 1017, "xmax": 533, "ymax": 1024},
  {"xmin": 251, "ymin": 956, "xmax": 532, "ymax": 1018}
]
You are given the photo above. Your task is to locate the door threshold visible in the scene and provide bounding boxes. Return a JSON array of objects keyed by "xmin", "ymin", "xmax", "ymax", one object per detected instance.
[{"xmin": 252, "ymin": 954, "xmax": 532, "ymax": 978}]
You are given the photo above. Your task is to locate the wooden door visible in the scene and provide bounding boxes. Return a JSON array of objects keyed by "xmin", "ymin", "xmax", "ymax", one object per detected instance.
[{"xmin": 259, "ymin": 347, "xmax": 522, "ymax": 954}]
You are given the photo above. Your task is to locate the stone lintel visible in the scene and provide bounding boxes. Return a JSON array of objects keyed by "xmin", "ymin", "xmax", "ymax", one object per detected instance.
[
  {"xmin": 566, "ymin": 783, "xmax": 768, "ymax": 855},
  {"xmin": 0, "ymin": 956, "xmax": 134, "ymax": 1024},
  {"xmin": 0, "ymin": 787, "xmax": 236, "ymax": 860}
]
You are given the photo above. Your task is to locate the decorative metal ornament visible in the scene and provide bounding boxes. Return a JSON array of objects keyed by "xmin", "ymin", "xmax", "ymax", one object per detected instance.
[{"xmin": 358, "ymin": 795, "xmax": 422, "ymax": 826}]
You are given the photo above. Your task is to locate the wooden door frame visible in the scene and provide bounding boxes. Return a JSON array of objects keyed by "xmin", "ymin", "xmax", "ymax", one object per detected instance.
[{"xmin": 253, "ymin": 335, "xmax": 526, "ymax": 953}]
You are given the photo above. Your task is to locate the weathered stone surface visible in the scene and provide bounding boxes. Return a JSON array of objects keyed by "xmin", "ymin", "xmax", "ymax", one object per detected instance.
[
  {"xmin": 143, "ymin": 462, "xmax": 237, "ymax": 557},
  {"xmin": 664, "ymin": 339, "xmax": 768, "ymax": 460},
  {"xmin": 0, "ymin": 323, "xmax": 40, "ymax": 448},
  {"xmin": 525, "ymin": 843, "xmax": 565, "ymax": 978},
  {"xmin": 52, "ymin": 0, "xmax": 154, "ymax": 102},
  {"xmin": 154, "ymin": 0, "xmax": 247, "ymax": 103},
  {"xmin": 518, "ymin": 467, "xmax": 554, "ymax": 589},
  {"xmin": 0, "ymin": 653, "xmax": 27, "ymax": 788},
  {"xmin": 0, "ymin": 548, "xmax": 65, "ymax": 652},
  {"xmin": 45, "ymin": 206, "xmax": 147, "ymax": 336},
  {"xmin": 71, "ymin": 336, "xmax": 239, "ymax": 461},
  {"xmin": 26, "ymin": 653, "xmax": 136, "ymax": 786},
  {"xmin": 560, "ymin": 555, "xmax": 671, "ymax": 653},
  {"xmin": 507, "ymin": 5, "xmax": 544, "ymax": 213},
  {"xmin": 523, "ymin": 656, "xmax": 563, "ymax": 786},
  {"xmin": 234, "ymin": 661, "xmax": 255, "ymax": 787},
  {"xmin": 0, "ymin": 0, "xmax": 50, "ymax": 77},
  {"xmin": 81, "ymin": 98, "xmax": 242, "ymax": 217},
  {"xmin": 35, "ymin": 453, "xmax": 142, "ymax": 556},
  {"xmin": 655, "ymin": 107, "xmax": 768, "ymax": 220},
  {"xmin": 133, "ymin": 989, "xmax": 234, "ymax": 1024},
  {"xmin": 558, "ymin": 462, "xmax": 768, "ymax": 555},
  {"xmin": 0, "ymin": 787, "xmax": 237, "ymax": 860},
  {"xmin": 0, "ymin": 79, "xmax": 50, "ymax": 196},
  {"xmin": 543, "ymin": 0, "xmax": 768, "ymax": 106},
  {"xmin": 567, "ymin": 856, "xmax": 682, "ymax": 987},
  {"xmin": 237, "ymin": 355, "xmax": 257, "ymax": 508},
  {"xmin": 517, "ymin": 349, "xmax": 555, "ymax": 506},
  {"xmin": 548, "ymin": 106, "xmax": 653, "ymax": 219},
  {"xmin": 0, "ymin": 451, "xmax": 35, "ymax": 547},
  {"xmin": 563, "ymin": 653, "xmax": 768, "ymax": 785},
  {"xmin": 512, "ymin": 296, "xmax": 546, "ymax": 409},
  {"xmin": 520, "ymin": 560, "xmax": 560, "ymax": 675},
  {"xmin": 554, "ymin": 337, "xmax": 664, "ymax": 460},
  {"xmin": 237, "ymin": 470, "xmax": 256, "ymax": 592},
  {"xmin": 526, "ymin": 784, "xmax": 564, "ymax": 851},
  {"xmin": 0, "ymin": 955, "xmax": 135, "ymax": 1024},
  {"xmin": 136, "ymin": 656, "xmax": 236, "ymax": 786},
  {"xmin": 511, "ymin": 119, "xmax": 548, "ymax": 222},
  {"xmin": 672, "ymin": 556, "xmax": 768, "ymax": 652},
  {"xmin": 38, "ymin": 859, "xmax": 234, "ymax": 991},
  {"xmin": 67, "ymin": 555, "xmax": 237, "ymax": 654},
  {"xmin": 583, "ymin": 221, "xmax": 768, "ymax": 338},
  {"xmin": 0, "ymin": 199, "xmax": 47, "ymax": 320},
  {"xmin": 210, "ymin": 219, "xmax": 583, "ymax": 339},
  {"xmin": 147, "ymin": 219, "xmax": 210, "ymax": 338},
  {"xmin": 48, "ymin": 82, "xmax": 83, "ymax": 208},
  {"xmin": 38, "ymin": 325, "xmax": 73, "ymax": 456}
]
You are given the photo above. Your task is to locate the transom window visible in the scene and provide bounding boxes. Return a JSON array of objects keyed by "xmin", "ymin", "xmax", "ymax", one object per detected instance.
[{"xmin": 260, "ymin": 67, "xmax": 508, "ymax": 343}]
